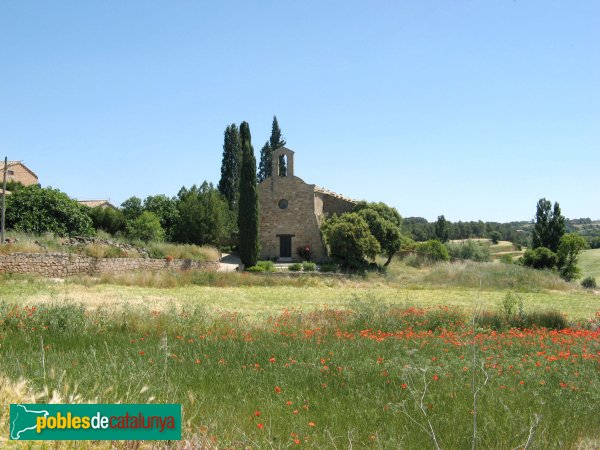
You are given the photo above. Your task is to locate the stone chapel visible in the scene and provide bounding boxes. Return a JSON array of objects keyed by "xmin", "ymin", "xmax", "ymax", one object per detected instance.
[{"xmin": 257, "ymin": 147, "xmax": 355, "ymax": 262}]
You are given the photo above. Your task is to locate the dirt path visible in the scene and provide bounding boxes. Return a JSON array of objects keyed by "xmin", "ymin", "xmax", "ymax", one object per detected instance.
[{"xmin": 218, "ymin": 252, "xmax": 241, "ymax": 272}]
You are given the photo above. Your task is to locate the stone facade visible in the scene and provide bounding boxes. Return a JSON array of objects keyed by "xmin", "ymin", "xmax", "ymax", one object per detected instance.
[
  {"xmin": 0, "ymin": 253, "xmax": 219, "ymax": 278},
  {"xmin": 1, "ymin": 161, "xmax": 39, "ymax": 187},
  {"xmin": 257, "ymin": 147, "xmax": 354, "ymax": 262}
]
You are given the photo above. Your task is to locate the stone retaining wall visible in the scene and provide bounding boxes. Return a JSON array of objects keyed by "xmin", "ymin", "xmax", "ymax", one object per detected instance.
[{"xmin": 0, "ymin": 253, "xmax": 219, "ymax": 278}]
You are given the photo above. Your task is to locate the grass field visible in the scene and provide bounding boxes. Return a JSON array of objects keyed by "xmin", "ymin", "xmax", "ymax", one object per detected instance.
[
  {"xmin": 579, "ymin": 248, "xmax": 600, "ymax": 280},
  {"xmin": 1, "ymin": 260, "xmax": 599, "ymax": 448}
]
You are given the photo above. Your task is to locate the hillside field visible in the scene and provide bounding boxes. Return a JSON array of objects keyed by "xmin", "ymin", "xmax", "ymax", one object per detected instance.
[{"xmin": 579, "ymin": 248, "xmax": 600, "ymax": 280}]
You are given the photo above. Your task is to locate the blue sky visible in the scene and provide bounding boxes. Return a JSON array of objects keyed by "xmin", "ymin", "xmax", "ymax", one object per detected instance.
[{"xmin": 1, "ymin": 1, "xmax": 598, "ymax": 222}]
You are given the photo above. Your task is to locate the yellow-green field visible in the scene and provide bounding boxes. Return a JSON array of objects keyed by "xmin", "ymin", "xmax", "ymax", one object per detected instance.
[
  {"xmin": 1, "ymin": 259, "xmax": 598, "ymax": 321},
  {"xmin": 579, "ymin": 248, "xmax": 600, "ymax": 280}
]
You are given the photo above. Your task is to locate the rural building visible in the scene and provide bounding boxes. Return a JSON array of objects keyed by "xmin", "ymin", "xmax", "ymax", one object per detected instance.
[
  {"xmin": 257, "ymin": 147, "xmax": 355, "ymax": 262},
  {"xmin": 0, "ymin": 161, "xmax": 39, "ymax": 191},
  {"xmin": 78, "ymin": 200, "xmax": 118, "ymax": 210}
]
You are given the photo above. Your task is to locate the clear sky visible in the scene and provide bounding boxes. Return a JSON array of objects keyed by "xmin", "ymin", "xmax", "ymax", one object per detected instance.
[{"xmin": 1, "ymin": 1, "xmax": 598, "ymax": 222}]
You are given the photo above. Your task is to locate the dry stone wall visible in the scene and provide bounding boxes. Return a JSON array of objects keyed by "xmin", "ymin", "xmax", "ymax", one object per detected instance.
[{"xmin": 0, "ymin": 253, "xmax": 218, "ymax": 278}]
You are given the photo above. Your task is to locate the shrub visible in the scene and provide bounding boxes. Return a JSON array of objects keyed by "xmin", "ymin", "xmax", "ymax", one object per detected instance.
[
  {"xmin": 297, "ymin": 245, "xmax": 312, "ymax": 261},
  {"xmin": 445, "ymin": 240, "xmax": 491, "ymax": 262},
  {"xmin": 522, "ymin": 247, "xmax": 558, "ymax": 270},
  {"xmin": 581, "ymin": 276, "xmax": 597, "ymax": 289},
  {"xmin": 415, "ymin": 240, "xmax": 449, "ymax": 263},
  {"xmin": 256, "ymin": 260, "xmax": 275, "ymax": 272},
  {"xmin": 246, "ymin": 265, "xmax": 267, "ymax": 272},
  {"xmin": 302, "ymin": 262, "xmax": 317, "ymax": 272},
  {"xmin": 319, "ymin": 263, "xmax": 338, "ymax": 273},
  {"xmin": 288, "ymin": 263, "xmax": 303, "ymax": 272},
  {"xmin": 126, "ymin": 211, "xmax": 165, "ymax": 242},
  {"xmin": 499, "ymin": 254, "xmax": 514, "ymax": 264}
]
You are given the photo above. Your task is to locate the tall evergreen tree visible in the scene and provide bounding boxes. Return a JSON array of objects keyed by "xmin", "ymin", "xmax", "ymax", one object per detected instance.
[
  {"xmin": 269, "ymin": 116, "xmax": 287, "ymax": 176},
  {"xmin": 240, "ymin": 121, "xmax": 251, "ymax": 149},
  {"xmin": 532, "ymin": 198, "xmax": 565, "ymax": 252},
  {"xmin": 217, "ymin": 124, "xmax": 242, "ymax": 210},
  {"xmin": 237, "ymin": 121, "xmax": 260, "ymax": 267},
  {"xmin": 257, "ymin": 141, "xmax": 272, "ymax": 182},
  {"xmin": 434, "ymin": 215, "xmax": 450, "ymax": 243}
]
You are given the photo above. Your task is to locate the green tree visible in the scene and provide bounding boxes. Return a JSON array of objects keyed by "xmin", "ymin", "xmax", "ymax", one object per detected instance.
[
  {"xmin": 489, "ymin": 230, "xmax": 502, "ymax": 245},
  {"xmin": 322, "ymin": 213, "xmax": 381, "ymax": 269},
  {"xmin": 5, "ymin": 185, "xmax": 94, "ymax": 236},
  {"xmin": 87, "ymin": 206, "xmax": 126, "ymax": 235},
  {"xmin": 120, "ymin": 196, "xmax": 144, "ymax": 222},
  {"xmin": 217, "ymin": 124, "xmax": 242, "ymax": 209},
  {"xmin": 269, "ymin": 116, "xmax": 287, "ymax": 176},
  {"xmin": 257, "ymin": 141, "xmax": 272, "ymax": 182},
  {"xmin": 237, "ymin": 122, "xmax": 260, "ymax": 267},
  {"xmin": 435, "ymin": 215, "xmax": 450, "ymax": 243},
  {"xmin": 172, "ymin": 183, "xmax": 232, "ymax": 246},
  {"xmin": 126, "ymin": 211, "xmax": 165, "ymax": 242},
  {"xmin": 532, "ymin": 198, "xmax": 565, "ymax": 252},
  {"xmin": 522, "ymin": 247, "xmax": 558, "ymax": 270},
  {"xmin": 557, "ymin": 233, "xmax": 587, "ymax": 281},
  {"xmin": 353, "ymin": 201, "xmax": 403, "ymax": 266},
  {"xmin": 143, "ymin": 194, "xmax": 179, "ymax": 241}
]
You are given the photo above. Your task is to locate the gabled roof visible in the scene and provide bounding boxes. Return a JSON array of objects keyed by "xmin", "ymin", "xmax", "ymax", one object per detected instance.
[
  {"xmin": 78, "ymin": 200, "xmax": 117, "ymax": 209},
  {"xmin": 0, "ymin": 161, "xmax": 39, "ymax": 180},
  {"xmin": 314, "ymin": 186, "xmax": 356, "ymax": 204}
]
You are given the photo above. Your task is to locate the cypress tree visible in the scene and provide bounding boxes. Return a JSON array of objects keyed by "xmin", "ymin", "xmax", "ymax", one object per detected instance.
[
  {"xmin": 217, "ymin": 124, "xmax": 241, "ymax": 209},
  {"xmin": 269, "ymin": 116, "xmax": 287, "ymax": 176},
  {"xmin": 257, "ymin": 141, "xmax": 272, "ymax": 182},
  {"xmin": 237, "ymin": 121, "xmax": 260, "ymax": 267}
]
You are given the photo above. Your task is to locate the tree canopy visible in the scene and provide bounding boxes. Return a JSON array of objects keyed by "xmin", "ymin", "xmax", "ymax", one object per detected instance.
[
  {"xmin": 218, "ymin": 124, "xmax": 242, "ymax": 209},
  {"xmin": 6, "ymin": 185, "xmax": 94, "ymax": 236},
  {"xmin": 269, "ymin": 116, "xmax": 287, "ymax": 176},
  {"xmin": 532, "ymin": 198, "xmax": 565, "ymax": 252},
  {"xmin": 353, "ymin": 201, "xmax": 403, "ymax": 266}
]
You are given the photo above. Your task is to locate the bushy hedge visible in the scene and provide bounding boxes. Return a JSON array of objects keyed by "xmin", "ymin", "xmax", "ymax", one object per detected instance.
[{"xmin": 6, "ymin": 186, "xmax": 94, "ymax": 237}]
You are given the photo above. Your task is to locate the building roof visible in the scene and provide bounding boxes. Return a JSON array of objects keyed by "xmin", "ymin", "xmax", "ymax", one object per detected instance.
[
  {"xmin": 0, "ymin": 161, "xmax": 39, "ymax": 180},
  {"xmin": 314, "ymin": 186, "xmax": 356, "ymax": 204},
  {"xmin": 78, "ymin": 200, "xmax": 117, "ymax": 209}
]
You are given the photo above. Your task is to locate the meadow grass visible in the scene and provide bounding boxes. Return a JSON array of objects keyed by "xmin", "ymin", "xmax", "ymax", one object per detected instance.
[
  {"xmin": 0, "ymin": 302, "xmax": 598, "ymax": 449},
  {"xmin": 1, "ymin": 259, "xmax": 599, "ymax": 448},
  {"xmin": 579, "ymin": 248, "xmax": 600, "ymax": 280}
]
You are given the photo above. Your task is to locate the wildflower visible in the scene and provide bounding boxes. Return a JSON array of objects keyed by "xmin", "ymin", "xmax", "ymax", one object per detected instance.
[
  {"xmin": 274, "ymin": 386, "xmax": 282, "ymax": 394},
  {"xmin": 401, "ymin": 383, "xmax": 408, "ymax": 389},
  {"xmin": 257, "ymin": 423, "xmax": 264, "ymax": 429},
  {"xmin": 293, "ymin": 410, "xmax": 299, "ymax": 415},
  {"xmin": 139, "ymin": 351, "xmax": 145, "ymax": 356},
  {"xmin": 519, "ymin": 380, "xmax": 525, "ymax": 385},
  {"xmin": 286, "ymin": 401, "xmax": 293, "ymax": 405},
  {"xmin": 254, "ymin": 411, "xmax": 261, "ymax": 417},
  {"xmin": 294, "ymin": 439, "xmax": 301, "ymax": 444},
  {"xmin": 269, "ymin": 357, "xmax": 276, "ymax": 363},
  {"xmin": 433, "ymin": 374, "xmax": 439, "ymax": 381},
  {"xmin": 195, "ymin": 359, "xmax": 201, "ymax": 364},
  {"xmin": 308, "ymin": 422, "xmax": 315, "ymax": 427}
]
